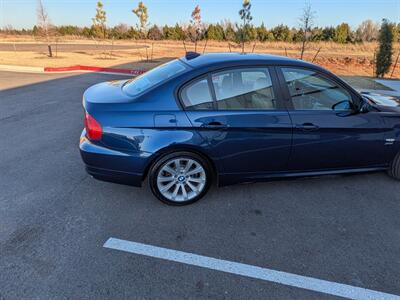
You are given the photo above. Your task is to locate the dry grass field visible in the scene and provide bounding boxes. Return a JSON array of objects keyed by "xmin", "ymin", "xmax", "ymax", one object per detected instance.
[{"xmin": 0, "ymin": 35, "xmax": 399, "ymax": 78}]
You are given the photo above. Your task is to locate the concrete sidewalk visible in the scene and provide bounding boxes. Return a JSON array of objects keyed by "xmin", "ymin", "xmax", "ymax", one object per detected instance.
[{"xmin": 0, "ymin": 64, "xmax": 143, "ymax": 76}]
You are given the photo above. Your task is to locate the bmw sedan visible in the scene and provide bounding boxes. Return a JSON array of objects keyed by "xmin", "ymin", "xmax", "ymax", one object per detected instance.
[{"xmin": 80, "ymin": 52, "xmax": 400, "ymax": 205}]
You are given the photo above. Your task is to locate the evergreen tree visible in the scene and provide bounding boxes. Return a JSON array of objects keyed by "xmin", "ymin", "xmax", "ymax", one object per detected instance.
[
  {"xmin": 127, "ymin": 26, "xmax": 141, "ymax": 39},
  {"xmin": 224, "ymin": 23, "xmax": 236, "ymax": 41},
  {"xmin": 206, "ymin": 24, "xmax": 224, "ymax": 41},
  {"xmin": 334, "ymin": 23, "xmax": 351, "ymax": 43},
  {"xmin": 256, "ymin": 22, "xmax": 269, "ymax": 42},
  {"xmin": 321, "ymin": 26, "xmax": 335, "ymax": 41},
  {"xmin": 110, "ymin": 23, "xmax": 129, "ymax": 39},
  {"xmin": 292, "ymin": 28, "xmax": 303, "ymax": 43},
  {"xmin": 271, "ymin": 25, "xmax": 292, "ymax": 42},
  {"xmin": 214, "ymin": 24, "xmax": 225, "ymax": 41},
  {"xmin": 32, "ymin": 25, "xmax": 39, "ymax": 36},
  {"xmin": 376, "ymin": 19, "xmax": 394, "ymax": 78},
  {"xmin": 147, "ymin": 25, "xmax": 162, "ymax": 40},
  {"xmin": 311, "ymin": 27, "xmax": 323, "ymax": 41},
  {"xmin": 174, "ymin": 23, "xmax": 185, "ymax": 40}
]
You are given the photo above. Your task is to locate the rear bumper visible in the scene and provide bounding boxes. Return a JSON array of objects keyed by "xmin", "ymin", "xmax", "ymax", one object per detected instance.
[
  {"xmin": 79, "ymin": 131, "xmax": 149, "ymax": 187},
  {"xmin": 84, "ymin": 165, "xmax": 143, "ymax": 187}
]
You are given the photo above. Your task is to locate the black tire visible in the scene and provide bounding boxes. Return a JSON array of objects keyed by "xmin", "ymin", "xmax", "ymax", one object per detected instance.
[
  {"xmin": 148, "ymin": 151, "xmax": 213, "ymax": 205},
  {"xmin": 388, "ymin": 152, "xmax": 400, "ymax": 179}
]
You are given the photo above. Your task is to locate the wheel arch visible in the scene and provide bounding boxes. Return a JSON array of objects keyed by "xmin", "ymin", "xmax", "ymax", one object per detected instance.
[{"xmin": 142, "ymin": 144, "xmax": 218, "ymax": 184}]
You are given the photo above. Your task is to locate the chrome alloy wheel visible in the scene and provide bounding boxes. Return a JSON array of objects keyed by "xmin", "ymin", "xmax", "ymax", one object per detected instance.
[{"xmin": 156, "ymin": 158, "xmax": 206, "ymax": 202}]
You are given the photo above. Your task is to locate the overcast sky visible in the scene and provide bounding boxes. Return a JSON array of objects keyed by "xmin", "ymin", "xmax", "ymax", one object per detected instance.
[{"xmin": 1, "ymin": 0, "xmax": 399, "ymax": 29}]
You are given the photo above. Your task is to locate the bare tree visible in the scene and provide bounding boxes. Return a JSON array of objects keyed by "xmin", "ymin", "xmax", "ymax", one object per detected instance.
[
  {"xmin": 189, "ymin": 5, "xmax": 202, "ymax": 52},
  {"xmin": 2, "ymin": 24, "xmax": 15, "ymax": 34},
  {"xmin": 37, "ymin": 0, "xmax": 54, "ymax": 57},
  {"xmin": 238, "ymin": 0, "xmax": 253, "ymax": 54},
  {"xmin": 132, "ymin": 1, "xmax": 149, "ymax": 38},
  {"xmin": 356, "ymin": 20, "xmax": 379, "ymax": 42},
  {"xmin": 299, "ymin": 1, "xmax": 315, "ymax": 60},
  {"xmin": 92, "ymin": 1, "xmax": 107, "ymax": 39}
]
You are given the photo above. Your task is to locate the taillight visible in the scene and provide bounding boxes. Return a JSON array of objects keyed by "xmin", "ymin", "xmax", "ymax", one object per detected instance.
[{"xmin": 84, "ymin": 112, "xmax": 102, "ymax": 141}]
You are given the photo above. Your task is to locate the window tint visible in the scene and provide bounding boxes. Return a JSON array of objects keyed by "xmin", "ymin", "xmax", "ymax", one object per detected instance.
[
  {"xmin": 282, "ymin": 68, "xmax": 352, "ymax": 111},
  {"xmin": 181, "ymin": 77, "xmax": 213, "ymax": 110},
  {"xmin": 123, "ymin": 59, "xmax": 187, "ymax": 96},
  {"xmin": 211, "ymin": 68, "xmax": 276, "ymax": 110}
]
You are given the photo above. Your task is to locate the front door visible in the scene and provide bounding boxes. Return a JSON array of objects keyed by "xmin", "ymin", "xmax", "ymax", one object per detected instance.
[{"xmin": 277, "ymin": 66, "xmax": 386, "ymax": 171}]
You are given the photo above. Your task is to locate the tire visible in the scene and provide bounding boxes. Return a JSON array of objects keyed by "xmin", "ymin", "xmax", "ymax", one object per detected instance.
[
  {"xmin": 388, "ymin": 152, "xmax": 400, "ymax": 179},
  {"xmin": 148, "ymin": 151, "xmax": 213, "ymax": 205}
]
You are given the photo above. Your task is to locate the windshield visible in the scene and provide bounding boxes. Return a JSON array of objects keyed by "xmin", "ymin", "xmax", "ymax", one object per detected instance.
[{"xmin": 122, "ymin": 59, "xmax": 187, "ymax": 96}]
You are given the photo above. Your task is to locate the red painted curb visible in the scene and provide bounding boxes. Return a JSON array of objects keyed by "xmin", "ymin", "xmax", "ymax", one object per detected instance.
[{"xmin": 43, "ymin": 65, "xmax": 146, "ymax": 75}]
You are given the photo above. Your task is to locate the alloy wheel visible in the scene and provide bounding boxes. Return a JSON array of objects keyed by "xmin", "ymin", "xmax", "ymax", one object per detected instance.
[{"xmin": 156, "ymin": 158, "xmax": 206, "ymax": 202}]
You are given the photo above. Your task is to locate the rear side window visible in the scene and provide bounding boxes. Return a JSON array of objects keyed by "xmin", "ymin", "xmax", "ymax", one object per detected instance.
[
  {"xmin": 211, "ymin": 68, "xmax": 276, "ymax": 110},
  {"xmin": 123, "ymin": 59, "xmax": 187, "ymax": 96},
  {"xmin": 282, "ymin": 68, "xmax": 352, "ymax": 111},
  {"xmin": 181, "ymin": 77, "xmax": 214, "ymax": 110}
]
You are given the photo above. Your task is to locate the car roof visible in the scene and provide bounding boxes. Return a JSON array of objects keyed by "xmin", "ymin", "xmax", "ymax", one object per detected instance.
[{"xmin": 180, "ymin": 52, "xmax": 319, "ymax": 69}]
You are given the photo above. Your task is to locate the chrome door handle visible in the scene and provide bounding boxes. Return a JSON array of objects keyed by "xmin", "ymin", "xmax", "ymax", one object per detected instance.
[
  {"xmin": 202, "ymin": 121, "xmax": 229, "ymax": 129},
  {"xmin": 296, "ymin": 123, "xmax": 319, "ymax": 131}
]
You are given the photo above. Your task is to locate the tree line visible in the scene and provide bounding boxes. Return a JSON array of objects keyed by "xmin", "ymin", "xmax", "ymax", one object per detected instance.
[
  {"xmin": 1, "ymin": 0, "xmax": 398, "ymax": 46},
  {"xmin": 2, "ymin": 20, "xmax": 399, "ymax": 44},
  {"xmin": 0, "ymin": 0, "xmax": 397, "ymax": 77}
]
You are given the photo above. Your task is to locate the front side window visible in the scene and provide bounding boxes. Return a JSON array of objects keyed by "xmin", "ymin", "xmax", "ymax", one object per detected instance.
[
  {"xmin": 211, "ymin": 68, "xmax": 276, "ymax": 110},
  {"xmin": 123, "ymin": 59, "xmax": 187, "ymax": 96},
  {"xmin": 181, "ymin": 77, "xmax": 214, "ymax": 110},
  {"xmin": 282, "ymin": 68, "xmax": 352, "ymax": 111}
]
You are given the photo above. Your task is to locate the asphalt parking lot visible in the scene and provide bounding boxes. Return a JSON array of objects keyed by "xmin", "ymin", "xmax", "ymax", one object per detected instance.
[{"xmin": 1, "ymin": 70, "xmax": 400, "ymax": 299}]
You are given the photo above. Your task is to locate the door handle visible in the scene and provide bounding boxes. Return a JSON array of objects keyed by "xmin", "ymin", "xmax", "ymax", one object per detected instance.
[
  {"xmin": 296, "ymin": 123, "xmax": 319, "ymax": 131},
  {"xmin": 202, "ymin": 121, "xmax": 229, "ymax": 129}
]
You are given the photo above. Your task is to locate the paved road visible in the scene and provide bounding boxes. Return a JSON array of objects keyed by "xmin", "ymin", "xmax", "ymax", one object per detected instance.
[
  {"xmin": 0, "ymin": 43, "xmax": 146, "ymax": 52},
  {"xmin": 1, "ymin": 71, "xmax": 400, "ymax": 299}
]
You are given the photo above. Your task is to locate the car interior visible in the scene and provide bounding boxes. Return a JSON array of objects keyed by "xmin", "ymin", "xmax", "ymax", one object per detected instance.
[
  {"xmin": 283, "ymin": 69, "xmax": 352, "ymax": 110},
  {"xmin": 212, "ymin": 70, "xmax": 276, "ymax": 110}
]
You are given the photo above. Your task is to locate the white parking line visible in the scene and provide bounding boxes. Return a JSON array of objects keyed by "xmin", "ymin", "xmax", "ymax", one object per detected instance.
[{"xmin": 104, "ymin": 238, "xmax": 400, "ymax": 300}]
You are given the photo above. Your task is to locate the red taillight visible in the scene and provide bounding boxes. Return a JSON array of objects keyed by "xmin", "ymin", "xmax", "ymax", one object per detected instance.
[{"xmin": 84, "ymin": 112, "xmax": 102, "ymax": 141}]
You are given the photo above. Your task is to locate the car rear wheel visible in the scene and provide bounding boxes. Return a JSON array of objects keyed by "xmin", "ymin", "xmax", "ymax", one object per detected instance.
[
  {"xmin": 149, "ymin": 152, "xmax": 212, "ymax": 205},
  {"xmin": 388, "ymin": 151, "xmax": 400, "ymax": 180}
]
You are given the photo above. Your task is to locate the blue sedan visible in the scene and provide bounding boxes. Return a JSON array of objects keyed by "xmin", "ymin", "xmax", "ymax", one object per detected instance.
[{"xmin": 80, "ymin": 52, "xmax": 400, "ymax": 205}]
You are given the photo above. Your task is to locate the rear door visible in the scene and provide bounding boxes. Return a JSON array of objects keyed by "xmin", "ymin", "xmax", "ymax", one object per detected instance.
[
  {"xmin": 180, "ymin": 66, "xmax": 292, "ymax": 180},
  {"xmin": 276, "ymin": 66, "xmax": 386, "ymax": 171}
]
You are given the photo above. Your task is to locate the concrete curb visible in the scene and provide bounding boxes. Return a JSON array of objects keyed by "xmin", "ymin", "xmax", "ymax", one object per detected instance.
[
  {"xmin": 0, "ymin": 64, "xmax": 44, "ymax": 73},
  {"xmin": 0, "ymin": 64, "xmax": 146, "ymax": 76},
  {"xmin": 44, "ymin": 65, "xmax": 146, "ymax": 75}
]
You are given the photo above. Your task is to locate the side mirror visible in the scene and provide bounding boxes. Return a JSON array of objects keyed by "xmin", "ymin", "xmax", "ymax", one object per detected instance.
[
  {"xmin": 358, "ymin": 98, "xmax": 371, "ymax": 113},
  {"xmin": 332, "ymin": 100, "xmax": 352, "ymax": 111}
]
